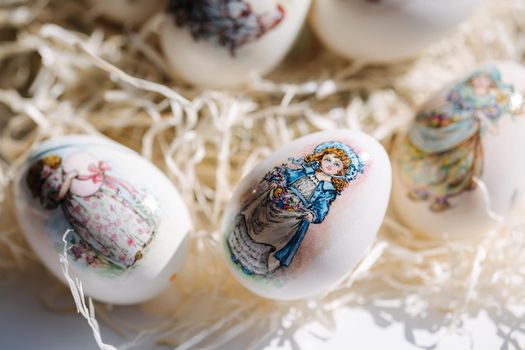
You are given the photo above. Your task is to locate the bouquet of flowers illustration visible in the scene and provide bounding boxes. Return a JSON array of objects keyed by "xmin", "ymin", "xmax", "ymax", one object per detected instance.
[
  {"xmin": 263, "ymin": 164, "xmax": 306, "ymax": 213},
  {"xmin": 69, "ymin": 238, "xmax": 103, "ymax": 268},
  {"xmin": 417, "ymin": 110, "xmax": 461, "ymax": 128}
]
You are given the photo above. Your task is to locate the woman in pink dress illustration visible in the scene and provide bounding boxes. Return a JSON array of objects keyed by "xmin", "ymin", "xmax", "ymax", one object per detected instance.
[{"xmin": 26, "ymin": 152, "xmax": 158, "ymax": 269}]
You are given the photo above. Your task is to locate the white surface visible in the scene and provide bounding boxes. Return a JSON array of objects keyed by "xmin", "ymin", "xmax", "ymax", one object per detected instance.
[{"xmin": 1, "ymin": 267, "xmax": 523, "ymax": 350}]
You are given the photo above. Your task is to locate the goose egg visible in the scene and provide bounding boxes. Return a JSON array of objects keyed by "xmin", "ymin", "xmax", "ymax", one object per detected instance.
[
  {"xmin": 392, "ymin": 61, "xmax": 525, "ymax": 237},
  {"xmin": 222, "ymin": 130, "xmax": 391, "ymax": 300},
  {"xmin": 160, "ymin": 0, "xmax": 311, "ymax": 88},
  {"xmin": 14, "ymin": 135, "xmax": 192, "ymax": 305},
  {"xmin": 310, "ymin": 0, "xmax": 481, "ymax": 63}
]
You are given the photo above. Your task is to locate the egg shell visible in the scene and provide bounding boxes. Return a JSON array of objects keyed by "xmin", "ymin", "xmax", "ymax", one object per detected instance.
[
  {"xmin": 160, "ymin": 0, "xmax": 311, "ymax": 88},
  {"xmin": 221, "ymin": 130, "xmax": 391, "ymax": 300},
  {"xmin": 392, "ymin": 61, "xmax": 525, "ymax": 237},
  {"xmin": 89, "ymin": 0, "xmax": 166, "ymax": 25},
  {"xmin": 14, "ymin": 135, "xmax": 192, "ymax": 305},
  {"xmin": 310, "ymin": 0, "xmax": 481, "ymax": 63}
]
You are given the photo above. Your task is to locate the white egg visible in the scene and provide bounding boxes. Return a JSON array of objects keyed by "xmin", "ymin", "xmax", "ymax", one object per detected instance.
[
  {"xmin": 310, "ymin": 0, "xmax": 481, "ymax": 63},
  {"xmin": 392, "ymin": 61, "xmax": 525, "ymax": 237},
  {"xmin": 160, "ymin": 0, "xmax": 311, "ymax": 88},
  {"xmin": 221, "ymin": 130, "xmax": 391, "ymax": 300},
  {"xmin": 89, "ymin": 0, "xmax": 166, "ymax": 25},
  {"xmin": 14, "ymin": 135, "xmax": 192, "ymax": 305}
]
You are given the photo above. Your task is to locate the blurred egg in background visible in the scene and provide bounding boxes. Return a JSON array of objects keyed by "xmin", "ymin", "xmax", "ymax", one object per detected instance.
[
  {"xmin": 392, "ymin": 61, "xmax": 525, "ymax": 237},
  {"xmin": 160, "ymin": 0, "xmax": 311, "ymax": 88},
  {"xmin": 310, "ymin": 0, "xmax": 482, "ymax": 63}
]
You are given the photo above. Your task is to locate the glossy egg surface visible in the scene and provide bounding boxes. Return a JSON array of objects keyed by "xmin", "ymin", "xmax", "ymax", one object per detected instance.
[
  {"xmin": 310, "ymin": 0, "xmax": 481, "ymax": 62},
  {"xmin": 14, "ymin": 135, "xmax": 192, "ymax": 305},
  {"xmin": 161, "ymin": 0, "xmax": 311, "ymax": 88},
  {"xmin": 222, "ymin": 130, "xmax": 391, "ymax": 300},
  {"xmin": 392, "ymin": 61, "xmax": 525, "ymax": 237}
]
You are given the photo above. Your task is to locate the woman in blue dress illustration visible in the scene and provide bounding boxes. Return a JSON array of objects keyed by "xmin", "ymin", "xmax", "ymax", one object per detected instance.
[
  {"xmin": 399, "ymin": 66, "xmax": 518, "ymax": 211},
  {"xmin": 227, "ymin": 141, "xmax": 365, "ymax": 276}
]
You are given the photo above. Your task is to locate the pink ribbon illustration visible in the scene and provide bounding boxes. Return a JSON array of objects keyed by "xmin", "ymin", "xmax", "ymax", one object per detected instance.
[{"xmin": 77, "ymin": 161, "xmax": 137, "ymax": 197}]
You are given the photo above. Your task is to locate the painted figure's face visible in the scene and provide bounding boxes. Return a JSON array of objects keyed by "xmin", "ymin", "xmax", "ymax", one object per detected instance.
[
  {"xmin": 471, "ymin": 74, "xmax": 492, "ymax": 94},
  {"xmin": 321, "ymin": 153, "xmax": 344, "ymax": 176}
]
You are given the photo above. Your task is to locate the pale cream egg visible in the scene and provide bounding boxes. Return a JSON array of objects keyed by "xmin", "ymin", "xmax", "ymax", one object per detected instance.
[
  {"xmin": 310, "ymin": 0, "xmax": 481, "ymax": 63},
  {"xmin": 14, "ymin": 135, "xmax": 192, "ymax": 305},
  {"xmin": 392, "ymin": 61, "xmax": 525, "ymax": 237},
  {"xmin": 222, "ymin": 129, "xmax": 391, "ymax": 300},
  {"xmin": 160, "ymin": 0, "xmax": 311, "ymax": 88}
]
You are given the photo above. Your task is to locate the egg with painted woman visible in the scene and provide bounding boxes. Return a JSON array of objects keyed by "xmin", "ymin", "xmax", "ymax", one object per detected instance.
[
  {"xmin": 15, "ymin": 135, "xmax": 192, "ymax": 304},
  {"xmin": 222, "ymin": 130, "xmax": 391, "ymax": 300},
  {"xmin": 392, "ymin": 61, "xmax": 525, "ymax": 237},
  {"xmin": 160, "ymin": 0, "xmax": 311, "ymax": 88}
]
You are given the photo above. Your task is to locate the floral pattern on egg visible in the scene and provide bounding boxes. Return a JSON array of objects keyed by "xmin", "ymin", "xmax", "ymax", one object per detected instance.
[
  {"xmin": 167, "ymin": 0, "xmax": 285, "ymax": 54},
  {"xmin": 398, "ymin": 66, "xmax": 523, "ymax": 212},
  {"xmin": 26, "ymin": 151, "xmax": 159, "ymax": 272},
  {"xmin": 227, "ymin": 141, "xmax": 365, "ymax": 277}
]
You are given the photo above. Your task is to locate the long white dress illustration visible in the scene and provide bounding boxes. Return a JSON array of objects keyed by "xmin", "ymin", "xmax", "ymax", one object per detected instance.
[{"xmin": 27, "ymin": 152, "xmax": 157, "ymax": 269}]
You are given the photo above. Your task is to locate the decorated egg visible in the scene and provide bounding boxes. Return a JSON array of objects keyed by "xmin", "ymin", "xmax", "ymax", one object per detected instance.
[
  {"xmin": 14, "ymin": 135, "xmax": 192, "ymax": 305},
  {"xmin": 221, "ymin": 130, "xmax": 391, "ymax": 300},
  {"xmin": 89, "ymin": 0, "xmax": 166, "ymax": 25},
  {"xmin": 309, "ymin": 0, "xmax": 481, "ymax": 63},
  {"xmin": 160, "ymin": 0, "xmax": 311, "ymax": 88},
  {"xmin": 392, "ymin": 61, "xmax": 525, "ymax": 237}
]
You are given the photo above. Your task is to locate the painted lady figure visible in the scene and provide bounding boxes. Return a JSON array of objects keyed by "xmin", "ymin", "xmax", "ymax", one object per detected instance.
[
  {"xmin": 26, "ymin": 152, "xmax": 158, "ymax": 269},
  {"xmin": 227, "ymin": 141, "xmax": 365, "ymax": 276},
  {"xmin": 168, "ymin": 0, "xmax": 285, "ymax": 54},
  {"xmin": 398, "ymin": 67, "xmax": 519, "ymax": 211}
]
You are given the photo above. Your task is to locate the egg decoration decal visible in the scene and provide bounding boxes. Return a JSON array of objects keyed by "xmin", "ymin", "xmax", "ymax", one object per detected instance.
[
  {"xmin": 222, "ymin": 130, "xmax": 391, "ymax": 300},
  {"xmin": 15, "ymin": 135, "xmax": 192, "ymax": 305},
  {"xmin": 161, "ymin": 0, "xmax": 311, "ymax": 88},
  {"xmin": 392, "ymin": 61, "xmax": 525, "ymax": 237},
  {"xmin": 309, "ymin": 0, "xmax": 481, "ymax": 62}
]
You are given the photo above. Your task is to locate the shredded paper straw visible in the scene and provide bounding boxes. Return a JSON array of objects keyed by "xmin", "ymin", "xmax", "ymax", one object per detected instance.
[{"xmin": 1, "ymin": 0, "xmax": 525, "ymax": 348}]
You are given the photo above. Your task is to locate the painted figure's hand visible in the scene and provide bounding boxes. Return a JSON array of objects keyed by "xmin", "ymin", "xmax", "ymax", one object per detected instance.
[
  {"xmin": 270, "ymin": 182, "xmax": 278, "ymax": 189},
  {"xmin": 57, "ymin": 170, "xmax": 79, "ymax": 201},
  {"xmin": 304, "ymin": 211, "xmax": 314, "ymax": 222}
]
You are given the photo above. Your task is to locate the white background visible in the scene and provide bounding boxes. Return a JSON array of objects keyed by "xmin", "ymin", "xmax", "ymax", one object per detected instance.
[{"xmin": 1, "ymin": 267, "xmax": 523, "ymax": 350}]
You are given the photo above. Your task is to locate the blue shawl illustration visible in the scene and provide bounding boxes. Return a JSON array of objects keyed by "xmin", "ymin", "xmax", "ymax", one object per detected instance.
[{"xmin": 227, "ymin": 141, "xmax": 365, "ymax": 276}]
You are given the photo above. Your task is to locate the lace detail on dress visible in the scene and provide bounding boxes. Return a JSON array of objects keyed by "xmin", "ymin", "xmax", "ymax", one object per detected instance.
[{"xmin": 292, "ymin": 174, "xmax": 319, "ymax": 201}]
